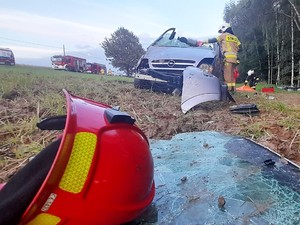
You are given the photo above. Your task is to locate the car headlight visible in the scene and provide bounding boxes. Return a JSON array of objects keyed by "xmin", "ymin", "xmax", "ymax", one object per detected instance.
[{"xmin": 199, "ymin": 63, "xmax": 213, "ymax": 74}]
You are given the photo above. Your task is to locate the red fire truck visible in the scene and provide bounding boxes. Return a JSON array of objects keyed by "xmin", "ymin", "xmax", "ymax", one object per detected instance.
[
  {"xmin": 85, "ymin": 63, "xmax": 107, "ymax": 74},
  {"xmin": 0, "ymin": 48, "xmax": 15, "ymax": 65},
  {"xmin": 51, "ymin": 55, "xmax": 86, "ymax": 72}
]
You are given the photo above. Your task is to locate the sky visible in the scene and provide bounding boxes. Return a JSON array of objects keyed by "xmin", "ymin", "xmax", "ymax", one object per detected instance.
[{"xmin": 0, "ymin": 0, "xmax": 230, "ymax": 69}]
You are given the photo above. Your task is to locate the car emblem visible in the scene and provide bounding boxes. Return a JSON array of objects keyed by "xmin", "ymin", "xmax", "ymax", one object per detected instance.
[{"xmin": 167, "ymin": 60, "xmax": 175, "ymax": 67}]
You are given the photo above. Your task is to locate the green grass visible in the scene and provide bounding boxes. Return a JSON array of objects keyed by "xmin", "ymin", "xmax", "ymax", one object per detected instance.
[
  {"xmin": 236, "ymin": 82, "xmax": 300, "ymax": 93},
  {"xmin": 240, "ymin": 120, "xmax": 267, "ymax": 139},
  {"xmin": 0, "ymin": 65, "xmax": 134, "ymax": 102},
  {"xmin": 231, "ymin": 82, "xmax": 300, "ymax": 141},
  {"xmin": 0, "ymin": 65, "xmax": 134, "ymax": 161}
]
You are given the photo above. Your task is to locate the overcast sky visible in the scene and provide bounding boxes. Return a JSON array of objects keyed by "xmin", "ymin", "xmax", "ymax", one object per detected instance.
[{"xmin": 0, "ymin": 0, "xmax": 230, "ymax": 68}]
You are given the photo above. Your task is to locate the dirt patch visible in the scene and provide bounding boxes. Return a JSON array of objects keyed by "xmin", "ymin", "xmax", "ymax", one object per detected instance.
[
  {"xmin": 0, "ymin": 82, "xmax": 299, "ymax": 182},
  {"xmin": 132, "ymin": 91, "xmax": 300, "ymax": 165}
]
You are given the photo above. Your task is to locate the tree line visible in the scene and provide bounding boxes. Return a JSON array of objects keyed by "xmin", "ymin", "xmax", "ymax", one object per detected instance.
[{"xmin": 224, "ymin": 0, "xmax": 300, "ymax": 86}]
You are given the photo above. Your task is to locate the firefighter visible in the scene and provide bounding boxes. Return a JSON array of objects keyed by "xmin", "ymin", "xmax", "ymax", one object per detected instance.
[
  {"xmin": 100, "ymin": 68, "xmax": 105, "ymax": 75},
  {"xmin": 245, "ymin": 69, "xmax": 259, "ymax": 89},
  {"xmin": 179, "ymin": 23, "xmax": 241, "ymax": 93}
]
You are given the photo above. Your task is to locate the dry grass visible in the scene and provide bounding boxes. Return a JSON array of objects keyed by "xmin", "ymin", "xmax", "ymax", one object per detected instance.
[{"xmin": 0, "ymin": 65, "xmax": 300, "ymax": 182}]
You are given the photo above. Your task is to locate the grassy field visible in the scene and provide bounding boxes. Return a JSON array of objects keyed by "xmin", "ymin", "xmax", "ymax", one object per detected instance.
[
  {"xmin": 0, "ymin": 65, "xmax": 300, "ymax": 181},
  {"xmin": 0, "ymin": 65, "xmax": 136, "ymax": 179}
]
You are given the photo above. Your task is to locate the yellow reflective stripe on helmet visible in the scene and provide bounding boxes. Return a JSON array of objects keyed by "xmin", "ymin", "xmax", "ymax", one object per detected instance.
[
  {"xmin": 26, "ymin": 213, "xmax": 60, "ymax": 225},
  {"xmin": 59, "ymin": 132, "xmax": 97, "ymax": 194}
]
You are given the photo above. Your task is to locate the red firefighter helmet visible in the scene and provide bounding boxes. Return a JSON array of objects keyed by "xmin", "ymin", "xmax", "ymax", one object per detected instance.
[{"xmin": 20, "ymin": 89, "xmax": 155, "ymax": 225}]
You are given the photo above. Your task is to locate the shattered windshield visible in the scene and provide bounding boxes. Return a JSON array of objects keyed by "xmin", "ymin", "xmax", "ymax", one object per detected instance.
[
  {"xmin": 153, "ymin": 33, "xmax": 191, "ymax": 48},
  {"xmin": 131, "ymin": 131, "xmax": 300, "ymax": 225},
  {"xmin": 151, "ymin": 29, "xmax": 213, "ymax": 50}
]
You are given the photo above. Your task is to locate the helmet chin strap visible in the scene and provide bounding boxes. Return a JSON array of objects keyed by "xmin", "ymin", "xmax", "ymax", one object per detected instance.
[{"xmin": 36, "ymin": 115, "xmax": 66, "ymax": 130}]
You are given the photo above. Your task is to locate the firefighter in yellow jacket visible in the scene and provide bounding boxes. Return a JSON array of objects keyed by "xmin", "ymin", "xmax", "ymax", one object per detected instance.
[
  {"xmin": 179, "ymin": 23, "xmax": 241, "ymax": 93},
  {"xmin": 201, "ymin": 23, "xmax": 241, "ymax": 92}
]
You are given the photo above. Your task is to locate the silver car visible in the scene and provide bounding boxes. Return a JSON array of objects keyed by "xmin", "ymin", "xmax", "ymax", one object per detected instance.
[{"xmin": 134, "ymin": 28, "xmax": 216, "ymax": 93}]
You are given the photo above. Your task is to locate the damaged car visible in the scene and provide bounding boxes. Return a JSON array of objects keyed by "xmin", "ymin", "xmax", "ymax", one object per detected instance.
[
  {"xmin": 133, "ymin": 28, "xmax": 232, "ymax": 114},
  {"xmin": 133, "ymin": 28, "xmax": 217, "ymax": 94}
]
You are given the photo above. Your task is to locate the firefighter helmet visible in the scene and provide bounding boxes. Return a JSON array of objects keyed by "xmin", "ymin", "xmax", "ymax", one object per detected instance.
[
  {"xmin": 19, "ymin": 89, "xmax": 155, "ymax": 225},
  {"xmin": 247, "ymin": 70, "xmax": 254, "ymax": 76},
  {"xmin": 218, "ymin": 22, "xmax": 231, "ymax": 33}
]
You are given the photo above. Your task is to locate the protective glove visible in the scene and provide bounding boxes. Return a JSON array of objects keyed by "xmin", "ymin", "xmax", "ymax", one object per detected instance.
[{"xmin": 197, "ymin": 41, "xmax": 204, "ymax": 46}]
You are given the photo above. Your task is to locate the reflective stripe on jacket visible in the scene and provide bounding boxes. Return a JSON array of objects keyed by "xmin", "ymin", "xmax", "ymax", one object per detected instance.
[{"xmin": 215, "ymin": 33, "xmax": 241, "ymax": 63}]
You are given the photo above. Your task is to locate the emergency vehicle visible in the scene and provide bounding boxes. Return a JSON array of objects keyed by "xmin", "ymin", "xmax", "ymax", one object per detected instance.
[
  {"xmin": 51, "ymin": 55, "xmax": 86, "ymax": 72},
  {"xmin": 0, "ymin": 48, "xmax": 15, "ymax": 65},
  {"xmin": 85, "ymin": 63, "xmax": 107, "ymax": 74}
]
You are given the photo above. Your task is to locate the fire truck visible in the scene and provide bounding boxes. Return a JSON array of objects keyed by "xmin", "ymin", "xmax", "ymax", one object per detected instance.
[
  {"xmin": 51, "ymin": 55, "xmax": 86, "ymax": 72},
  {"xmin": 85, "ymin": 63, "xmax": 107, "ymax": 74},
  {"xmin": 0, "ymin": 48, "xmax": 15, "ymax": 65}
]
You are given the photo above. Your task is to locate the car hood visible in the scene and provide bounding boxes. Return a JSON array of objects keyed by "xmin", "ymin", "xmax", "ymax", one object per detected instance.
[{"xmin": 144, "ymin": 46, "xmax": 215, "ymax": 61}]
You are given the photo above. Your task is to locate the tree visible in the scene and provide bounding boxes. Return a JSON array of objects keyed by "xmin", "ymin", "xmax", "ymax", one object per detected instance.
[
  {"xmin": 287, "ymin": 0, "xmax": 300, "ymax": 30},
  {"xmin": 224, "ymin": 0, "xmax": 300, "ymax": 86},
  {"xmin": 101, "ymin": 27, "xmax": 145, "ymax": 76},
  {"xmin": 224, "ymin": 0, "xmax": 274, "ymax": 82}
]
